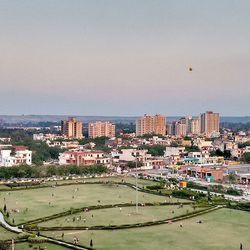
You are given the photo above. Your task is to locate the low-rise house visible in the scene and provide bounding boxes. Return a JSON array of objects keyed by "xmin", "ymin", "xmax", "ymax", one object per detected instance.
[
  {"xmin": 238, "ymin": 173, "xmax": 250, "ymax": 184},
  {"xmin": 112, "ymin": 149, "xmax": 150, "ymax": 162},
  {"xmin": 0, "ymin": 146, "xmax": 32, "ymax": 167},
  {"xmin": 151, "ymin": 136, "xmax": 171, "ymax": 146},
  {"xmin": 183, "ymin": 152, "xmax": 202, "ymax": 165},
  {"xmin": 182, "ymin": 166, "xmax": 225, "ymax": 182},
  {"xmin": 33, "ymin": 133, "xmax": 64, "ymax": 141},
  {"xmin": 194, "ymin": 138, "xmax": 213, "ymax": 150},
  {"xmin": 111, "ymin": 149, "xmax": 163, "ymax": 170},
  {"xmin": 164, "ymin": 147, "xmax": 186, "ymax": 157},
  {"xmin": 59, "ymin": 150, "xmax": 110, "ymax": 166},
  {"xmin": 46, "ymin": 140, "xmax": 79, "ymax": 149},
  {"xmin": 0, "ymin": 137, "xmax": 11, "ymax": 143}
]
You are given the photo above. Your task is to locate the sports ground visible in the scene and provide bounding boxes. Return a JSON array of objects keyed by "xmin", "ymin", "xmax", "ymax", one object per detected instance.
[{"xmin": 0, "ymin": 176, "xmax": 250, "ymax": 249}]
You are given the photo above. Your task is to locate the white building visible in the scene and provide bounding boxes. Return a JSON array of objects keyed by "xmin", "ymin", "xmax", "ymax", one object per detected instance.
[
  {"xmin": 0, "ymin": 146, "xmax": 32, "ymax": 167},
  {"xmin": 193, "ymin": 138, "xmax": 213, "ymax": 150},
  {"xmin": 164, "ymin": 147, "xmax": 186, "ymax": 157},
  {"xmin": 33, "ymin": 133, "xmax": 45, "ymax": 141},
  {"xmin": 111, "ymin": 149, "xmax": 162, "ymax": 170},
  {"xmin": 112, "ymin": 149, "xmax": 151, "ymax": 162},
  {"xmin": 33, "ymin": 133, "xmax": 64, "ymax": 141}
]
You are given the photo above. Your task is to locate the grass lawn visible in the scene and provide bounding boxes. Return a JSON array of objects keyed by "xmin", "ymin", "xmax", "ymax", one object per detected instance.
[
  {"xmin": 42, "ymin": 209, "xmax": 250, "ymax": 250},
  {"xmin": 39, "ymin": 204, "xmax": 197, "ymax": 227},
  {"xmin": 0, "ymin": 184, "xmax": 11, "ymax": 190},
  {"xmin": 15, "ymin": 242, "xmax": 70, "ymax": 250},
  {"xmin": 1, "ymin": 183, "xmax": 181, "ymax": 224},
  {"xmin": 0, "ymin": 225, "xmax": 18, "ymax": 240}
]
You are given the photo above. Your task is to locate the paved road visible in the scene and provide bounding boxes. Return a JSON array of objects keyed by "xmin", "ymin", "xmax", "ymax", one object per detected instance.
[{"xmin": 189, "ymin": 189, "xmax": 250, "ymax": 202}]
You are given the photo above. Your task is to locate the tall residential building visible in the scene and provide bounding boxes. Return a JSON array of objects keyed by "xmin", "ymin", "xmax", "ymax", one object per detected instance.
[
  {"xmin": 180, "ymin": 116, "xmax": 192, "ymax": 134},
  {"xmin": 200, "ymin": 111, "xmax": 220, "ymax": 137},
  {"xmin": 61, "ymin": 117, "xmax": 83, "ymax": 139},
  {"xmin": 136, "ymin": 114, "xmax": 166, "ymax": 136},
  {"xmin": 88, "ymin": 121, "xmax": 116, "ymax": 138},
  {"xmin": 190, "ymin": 118, "xmax": 200, "ymax": 135},
  {"xmin": 167, "ymin": 123, "xmax": 173, "ymax": 135},
  {"xmin": 171, "ymin": 121, "xmax": 187, "ymax": 137}
]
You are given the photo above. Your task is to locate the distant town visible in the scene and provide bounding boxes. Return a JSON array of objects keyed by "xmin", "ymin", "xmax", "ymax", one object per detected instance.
[
  {"xmin": 0, "ymin": 111, "xmax": 249, "ymax": 188},
  {"xmin": 1, "ymin": 111, "xmax": 250, "ymax": 249}
]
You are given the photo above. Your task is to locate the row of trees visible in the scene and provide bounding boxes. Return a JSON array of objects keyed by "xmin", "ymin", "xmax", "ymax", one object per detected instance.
[
  {"xmin": 243, "ymin": 152, "xmax": 250, "ymax": 163},
  {"xmin": 0, "ymin": 164, "xmax": 108, "ymax": 179},
  {"xmin": 140, "ymin": 145, "xmax": 166, "ymax": 156}
]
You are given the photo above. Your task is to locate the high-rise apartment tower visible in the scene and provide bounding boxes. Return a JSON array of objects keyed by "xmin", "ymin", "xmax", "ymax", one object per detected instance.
[
  {"xmin": 61, "ymin": 117, "xmax": 83, "ymax": 139},
  {"xmin": 200, "ymin": 111, "xmax": 220, "ymax": 137},
  {"xmin": 88, "ymin": 121, "xmax": 116, "ymax": 138},
  {"xmin": 136, "ymin": 114, "xmax": 166, "ymax": 136}
]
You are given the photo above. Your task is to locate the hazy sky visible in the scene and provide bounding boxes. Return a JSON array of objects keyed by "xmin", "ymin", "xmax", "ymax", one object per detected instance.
[{"xmin": 0, "ymin": 0, "xmax": 250, "ymax": 116}]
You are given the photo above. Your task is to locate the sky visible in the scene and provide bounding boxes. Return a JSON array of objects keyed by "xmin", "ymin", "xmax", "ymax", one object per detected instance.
[{"xmin": 0, "ymin": 0, "xmax": 250, "ymax": 116}]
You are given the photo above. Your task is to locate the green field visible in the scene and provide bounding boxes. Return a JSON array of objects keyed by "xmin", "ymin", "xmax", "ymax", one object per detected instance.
[
  {"xmin": 39, "ymin": 204, "xmax": 197, "ymax": 228},
  {"xmin": 1, "ymin": 182, "xmax": 178, "ymax": 224},
  {"xmin": 1, "ymin": 177, "xmax": 250, "ymax": 250},
  {"xmin": 0, "ymin": 184, "xmax": 11, "ymax": 190},
  {"xmin": 0, "ymin": 225, "xmax": 17, "ymax": 240},
  {"xmin": 42, "ymin": 208, "xmax": 250, "ymax": 250},
  {"xmin": 15, "ymin": 242, "xmax": 70, "ymax": 250}
]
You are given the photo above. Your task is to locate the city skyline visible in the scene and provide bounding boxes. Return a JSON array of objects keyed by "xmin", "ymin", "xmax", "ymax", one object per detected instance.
[{"xmin": 1, "ymin": 0, "xmax": 250, "ymax": 116}]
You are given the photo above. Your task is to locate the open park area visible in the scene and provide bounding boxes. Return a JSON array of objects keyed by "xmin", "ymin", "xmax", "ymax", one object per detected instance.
[
  {"xmin": 0, "ymin": 176, "xmax": 250, "ymax": 249},
  {"xmin": 0, "ymin": 178, "xmax": 179, "ymax": 225},
  {"xmin": 42, "ymin": 208, "xmax": 250, "ymax": 250}
]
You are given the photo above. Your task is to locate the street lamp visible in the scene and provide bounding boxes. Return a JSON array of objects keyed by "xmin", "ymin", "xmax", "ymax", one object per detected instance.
[{"xmin": 135, "ymin": 155, "xmax": 138, "ymax": 213}]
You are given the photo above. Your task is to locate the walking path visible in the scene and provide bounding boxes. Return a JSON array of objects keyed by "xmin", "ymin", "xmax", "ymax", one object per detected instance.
[
  {"xmin": 0, "ymin": 211, "xmax": 90, "ymax": 250},
  {"xmin": 0, "ymin": 211, "xmax": 22, "ymax": 233}
]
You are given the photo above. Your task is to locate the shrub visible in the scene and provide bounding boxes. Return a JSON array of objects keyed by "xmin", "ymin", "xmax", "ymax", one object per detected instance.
[
  {"xmin": 146, "ymin": 185, "xmax": 161, "ymax": 190},
  {"xmin": 17, "ymin": 232, "xmax": 31, "ymax": 239},
  {"xmin": 28, "ymin": 236, "xmax": 47, "ymax": 243}
]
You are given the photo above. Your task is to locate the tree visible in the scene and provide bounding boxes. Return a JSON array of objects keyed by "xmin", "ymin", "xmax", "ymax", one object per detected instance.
[
  {"xmin": 207, "ymin": 191, "xmax": 212, "ymax": 202},
  {"xmin": 228, "ymin": 173, "xmax": 237, "ymax": 184},
  {"xmin": 243, "ymin": 152, "xmax": 250, "ymax": 163},
  {"xmin": 127, "ymin": 161, "xmax": 143, "ymax": 168},
  {"xmin": 210, "ymin": 149, "xmax": 231, "ymax": 159},
  {"xmin": 0, "ymin": 241, "xmax": 10, "ymax": 250},
  {"xmin": 223, "ymin": 150, "xmax": 231, "ymax": 159},
  {"xmin": 210, "ymin": 149, "xmax": 224, "ymax": 157},
  {"xmin": 185, "ymin": 145, "xmax": 200, "ymax": 152},
  {"xmin": 238, "ymin": 141, "xmax": 250, "ymax": 148},
  {"xmin": 159, "ymin": 179, "xmax": 166, "ymax": 188},
  {"xmin": 147, "ymin": 145, "xmax": 165, "ymax": 156}
]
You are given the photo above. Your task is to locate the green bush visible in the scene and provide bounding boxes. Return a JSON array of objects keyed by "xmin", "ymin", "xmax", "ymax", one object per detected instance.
[
  {"xmin": 146, "ymin": 185, "xmax": 161, "ymax": 190},
  {"xmin": 226, "ymin": 188, "xmax": 243, "ymax": 196},
  {"xmin": 17, "ymin": 232, "xmax": 31, "ymax": 239}
]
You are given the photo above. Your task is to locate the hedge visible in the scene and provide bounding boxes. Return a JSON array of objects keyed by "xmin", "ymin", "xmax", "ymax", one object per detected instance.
[
  {"xmin": 27, "ymin": 206, "xmax": 219, "ymax": 231},
  {"xmin": 22, "ymin": 201, "xmax": 192, "ymax": 227}
]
